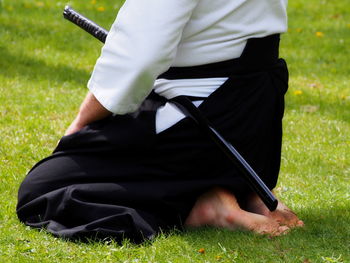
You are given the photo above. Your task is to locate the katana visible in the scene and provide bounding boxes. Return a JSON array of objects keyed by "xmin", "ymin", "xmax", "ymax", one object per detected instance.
[{"xmin": 63, "ymin": 6, "xmax": 278, "ymax": 211}]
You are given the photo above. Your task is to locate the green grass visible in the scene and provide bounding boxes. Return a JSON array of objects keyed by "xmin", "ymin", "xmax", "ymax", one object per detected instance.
[{"xmin": 0, "ymin": 0, "xmax": 349, "ymax": 262}]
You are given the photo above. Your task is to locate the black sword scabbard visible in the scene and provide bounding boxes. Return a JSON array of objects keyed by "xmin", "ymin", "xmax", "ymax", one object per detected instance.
[{"xmin": 171, "ymin": 96, "xmax": 278, "ymax": 211}]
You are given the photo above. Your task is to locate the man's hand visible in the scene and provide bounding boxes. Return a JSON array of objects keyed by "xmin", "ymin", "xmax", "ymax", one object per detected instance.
[
  {"xmin": 64, "ymin": 91, "xmax": 112, "ymax": 136},
  {"xmin": 64, "ymin": 117, "xmax": 86, "ymax": 136}
]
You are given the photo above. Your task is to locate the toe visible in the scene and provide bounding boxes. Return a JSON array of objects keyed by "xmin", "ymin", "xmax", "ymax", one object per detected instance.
[
  {"xmin": 296, "ymin": 220, "xmax": 304, "ymax": 227},
  {"xmin": 274, "ymin": 225, "xmax": 290, "ymax": 236}
]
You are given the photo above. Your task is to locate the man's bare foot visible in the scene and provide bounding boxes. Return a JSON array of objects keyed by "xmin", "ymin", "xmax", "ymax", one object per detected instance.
[
  {"xmin": 185, "ymin": 188, "xmax": 289, "ymax": 236},
  {"xmin": 243, "ymin": 192, "xmax": 304, "ymax": 228}
]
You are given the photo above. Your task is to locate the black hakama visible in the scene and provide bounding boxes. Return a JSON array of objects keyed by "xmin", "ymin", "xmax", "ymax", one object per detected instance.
[{"xmin": 16, "ymin": 35, "xmax": 288, "ymax": 243}]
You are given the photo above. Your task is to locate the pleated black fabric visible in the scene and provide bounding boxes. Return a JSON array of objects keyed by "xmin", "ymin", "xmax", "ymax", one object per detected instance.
[{"xmin": 17, "ymin": 35, "xmax": 289, "ymax": 243}]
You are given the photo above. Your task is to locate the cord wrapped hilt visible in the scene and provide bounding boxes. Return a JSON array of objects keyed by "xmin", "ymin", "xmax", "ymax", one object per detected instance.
[{"xmin": 63, "ymin": 6, "xmax": 108, "ymax": 43}]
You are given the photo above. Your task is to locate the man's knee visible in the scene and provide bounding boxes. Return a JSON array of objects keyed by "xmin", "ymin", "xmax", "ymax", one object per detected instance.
[{"xmin": 17, "ymin": 156, "xmax": 74, "ymax": 208}]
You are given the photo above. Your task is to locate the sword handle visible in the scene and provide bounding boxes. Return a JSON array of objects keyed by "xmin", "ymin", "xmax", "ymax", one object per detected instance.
[{"xmin": 63, "ymin": 6, "xmax": 108, "ymax": 43}]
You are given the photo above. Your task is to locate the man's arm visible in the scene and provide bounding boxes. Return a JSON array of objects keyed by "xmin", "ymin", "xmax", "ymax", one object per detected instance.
[
  {"xmin": 87, "ymin": 0, "xmax": 199, "ymax": 115},
  {"xmin": 65, "ymin": 0, "xmax": 199, "ymax": 134},
  {"xmin": 65, "ymin": 91, "xmax": 111, "ymax": 136}
]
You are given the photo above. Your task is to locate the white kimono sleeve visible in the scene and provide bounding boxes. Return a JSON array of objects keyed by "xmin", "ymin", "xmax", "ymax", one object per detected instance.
[{"xmin": 87, "ymin": 0, "xmax": 199, "ymax": 114}]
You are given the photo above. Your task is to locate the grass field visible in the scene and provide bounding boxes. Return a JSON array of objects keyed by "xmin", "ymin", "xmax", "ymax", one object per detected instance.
[{"xmin": 0, "ymin": 0, "xmax": 349, "ymax": 262}]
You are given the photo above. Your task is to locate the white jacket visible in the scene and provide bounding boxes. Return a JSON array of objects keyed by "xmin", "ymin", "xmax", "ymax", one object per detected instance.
[{"xmin": 87, "ymin": 0, "xmax": 288, "ymax": 131}]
